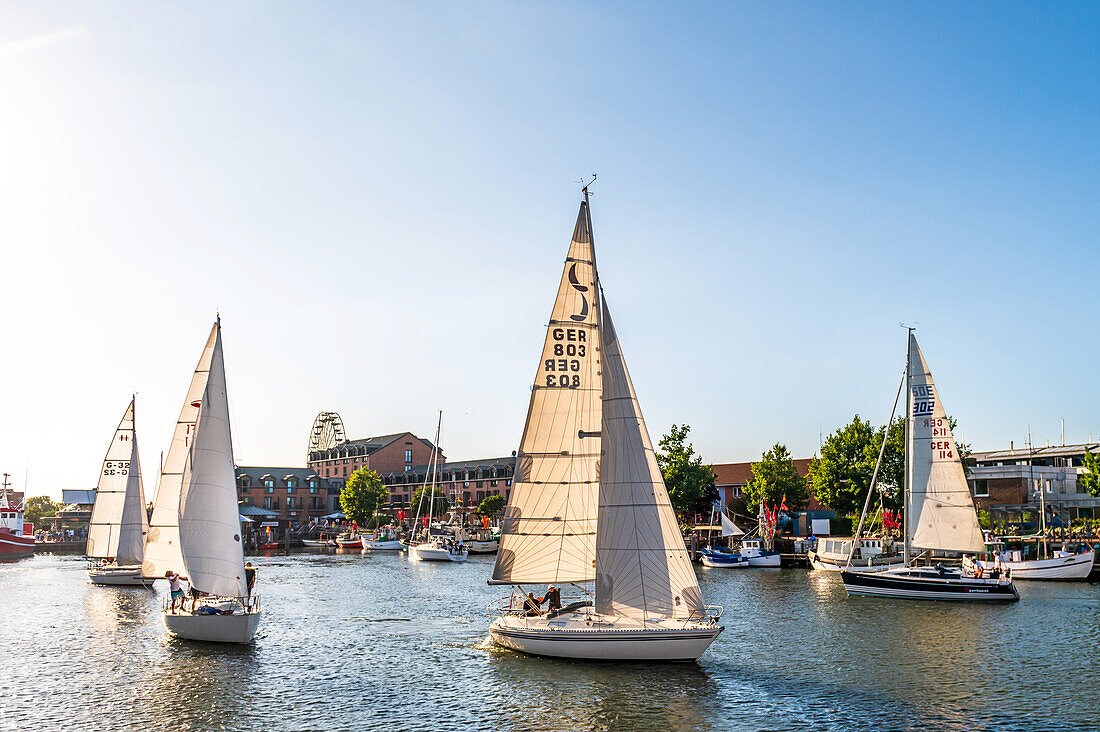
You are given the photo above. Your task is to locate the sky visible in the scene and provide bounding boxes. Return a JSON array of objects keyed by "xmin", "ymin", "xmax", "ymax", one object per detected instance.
[{"xmin": 1, "ymin": 2, "xmax": 1098, "ymax": 500}]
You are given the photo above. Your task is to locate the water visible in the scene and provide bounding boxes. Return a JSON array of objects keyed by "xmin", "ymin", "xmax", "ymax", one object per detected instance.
[{"xmin": 2, "ymin": 551, "xmax": 1098, "ymax": 731}]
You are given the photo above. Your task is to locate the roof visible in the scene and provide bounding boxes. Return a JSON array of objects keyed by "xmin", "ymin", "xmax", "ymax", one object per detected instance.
[
  {"xmin": 239, "ymin": 504, "xmax": 280, "ymax": 518},
  {"xmin": 309, "ymin": 431, "xmax": 439, "ymax": 459},
  {"xmin": 62, "ymin": 489, "xmax": 97, "ymax": 505},
  {"xmin": 403, "ymin": 455, "xmax": 515, "ymax": 476},
  {"xmin": 711, "ymin": 459, "xmax": 812, "ymax": 486},
  {"xmin": 971, "ymin": 444, "xmax": 1099, "ymax": 462},
  {"xmin": 236, "ymin": 466, "xmax": 330, "ymax": 486}
]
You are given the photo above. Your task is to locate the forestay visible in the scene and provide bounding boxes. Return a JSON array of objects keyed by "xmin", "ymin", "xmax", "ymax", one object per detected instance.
[
  {"xmin": 178, "ymin": 323, "xmax": 247, "ymax": 598},
  {"xmin": 88, "ymin": 399, "xmax": 148, "ymax": 564},
  {"xmin": 907, "ymin": 333, "xmax": 985, "ymax": 553},
  {"xmin": 143, "ymin": 323, "xmax": 218, "ymax": 578},
  {"xmin": 491, "ymin": 201, "xmax": 602, "ymax": 585},
  {"xmin": 595, "ymin": 299, "xmax": 706, "ymax": 620}
]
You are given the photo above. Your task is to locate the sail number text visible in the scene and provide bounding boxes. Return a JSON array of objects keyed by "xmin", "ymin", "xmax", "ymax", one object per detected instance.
[
  {"xmin": 103, "ymin": 461, "xmax": 130, "ymax": 476},
  {"xmin": 545, "ymin": 328, "xmax": 587, "ymax": 388},
  {"xmin": 911, "ymin": 385, "xmax": 936, "ymax": 416}
]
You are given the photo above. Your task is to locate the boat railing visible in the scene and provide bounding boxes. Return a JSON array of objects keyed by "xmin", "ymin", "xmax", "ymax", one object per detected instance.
[
  {"xmin": 164, "ymin": 593, "xmax": 261, "ymax": 615},
  {"xmin": 704, "ymin": 604, "xmax": 724, "ymax": 622},
  {"xmin": 487, "ymin": 593, "xmax": 591, "ymax": 624}
]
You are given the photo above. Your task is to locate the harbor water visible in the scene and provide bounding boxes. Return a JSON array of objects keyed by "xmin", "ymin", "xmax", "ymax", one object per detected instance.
[{"xmin": 3, "ymin": 551, "xmax": 1099, "ymax": 731}]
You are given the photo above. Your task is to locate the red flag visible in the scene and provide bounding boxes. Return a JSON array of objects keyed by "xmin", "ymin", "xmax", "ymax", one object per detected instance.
[
  {"xmin": 780, "ymin": 494, "xmax": 788, "ymax": 512},
  {"xmin": 397, "ymin": 510, "xmax": 405, "ymax": 522}
]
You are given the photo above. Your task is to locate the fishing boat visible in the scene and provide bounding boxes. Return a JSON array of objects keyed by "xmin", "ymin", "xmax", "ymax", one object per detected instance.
[
  {"xmin": 739, "ymin": 538, "xmax": 781, "ymax": 567},
  {"xmin": 488, "ymin": 186, "xmax": 722, "ymax": 662},
  {"xmin": 143, "ymin": 318, "xmax": 261, "ymax": 642},
  {"xmin": 966, "ymin": 543, "xmax": 1094, "ymax": 581},
  {"xmin": 87, "ymin": 398, "xmax": 153, "ymax": 586},
  {"xmin": 808, "ymin": 537, "xmax": 903, "ymax": 573},
  {"xmin": 700, "ymin": 513, "xmax": 749, "ymax": 567},
  {"xmin": 0, "ymin": 474, "xmax": 34, "ymax": 559},
  {"xmin": 363, "ymin": 527, "xmax": 403, "ymax": 550},
  {"xmin": 842, "ymin": 332, "xmax": 1019, "ymax": 602}
]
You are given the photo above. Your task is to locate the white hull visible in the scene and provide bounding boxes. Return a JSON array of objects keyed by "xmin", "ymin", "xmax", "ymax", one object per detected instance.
[
  {"xmin": 807, "ymin": 551, "xmax": 903, "ymax": 573},
  {"xmin": 489, "ymin": 613, "xmax": 721, "ymax": 662},
  {"xmin": 163, "ymin": 609, "xmax": 261, "ymax": 643},
  {"xmin": 88, "ymin": 564, "xmax": 156, "ymax": 586},
  {"xmin": 413, "ymin": 544, "xmax": 468, "ymax": 562},
  {"xmin": 363, "ymin": 539, "xmax": 403, "ymax": 550},
  {"xmin": 465, "ymin": 540, "xmax": 499, "ymax": 554},
  {"xmin": 975, "ymin": 552, "xmax": 1094, "ymax": 581},
  {"xmin": 744, "ymin": 553, "xmax": 781, "ymax": 567},
  {"xmin": 301, "ymin": 539, "xmax": 336, "ymax": 547}
]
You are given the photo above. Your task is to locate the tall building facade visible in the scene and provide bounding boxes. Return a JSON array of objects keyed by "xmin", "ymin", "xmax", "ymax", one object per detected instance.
[
  {"xmin": 307, "ymin": 432, "xmax": 442, "ymax": 488},
  {"xmin": 380, "ymin": 455, "xmax": 515, "ymax": 510}
]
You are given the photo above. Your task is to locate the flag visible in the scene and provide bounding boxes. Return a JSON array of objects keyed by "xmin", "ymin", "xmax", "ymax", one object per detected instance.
[{"xmin": 780, "ymin": 495, "xmax": 788, "ymax": 512}]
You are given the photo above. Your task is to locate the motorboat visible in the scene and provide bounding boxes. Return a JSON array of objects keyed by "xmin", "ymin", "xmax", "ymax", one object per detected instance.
[
  {"xmin": 966, "ymin": 546, "xmax": 1094, "ymax": 581},
  {"xmin": 843, "ymin": 564, "xmax": 1019, "ymax": 601},
  {"xmin": 413, "ymin": 537, "xmax": 468, "ymax": 562},
  {"xmin": 808, "ymin": 537, "xmax": 903, "ymax": 573},
  {"xmin": 335, "ymin": 533, "xmax": 363, "ymax": 549},
  {"xmin": 364, "ymin": 527, "xmax": 403, "ymax": 550},
  {"xmin": 739, "ymin": 539, "xmax": 780, "ymax": 567}
]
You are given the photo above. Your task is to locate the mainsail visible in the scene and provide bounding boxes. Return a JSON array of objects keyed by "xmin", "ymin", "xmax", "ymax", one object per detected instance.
[
  {"xmin": 906, "ymin": 333, "xmax": 985, "ymax": 553},
  {"xmin": 142, "ymin": 323, "xmax": 218, "ymax": 578},
  {"xmin": 491, "ymin": 201, "xmax": 602, "ymax": 585},
  {"xmin": 178, "ymin": 325, "xmax": 247, "ymax": 598},
  {"xmin": 595, "ymin": 298, "xmax": 706, "ymax": 620},
  {"xmin": 88, "ymin": 398, "xmax": 147, "ymax": 564}
]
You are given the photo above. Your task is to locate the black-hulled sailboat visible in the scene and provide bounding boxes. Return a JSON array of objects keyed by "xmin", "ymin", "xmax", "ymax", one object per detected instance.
[{"xmin": 842, "ymin": 331, "xmax": 1018, "ymax": 601}]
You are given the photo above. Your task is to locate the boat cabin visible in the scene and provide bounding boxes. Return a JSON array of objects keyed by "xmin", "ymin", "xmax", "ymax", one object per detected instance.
[{"xmin": 816, "ymin": 537, "xmax": 889, "ymax": 562}]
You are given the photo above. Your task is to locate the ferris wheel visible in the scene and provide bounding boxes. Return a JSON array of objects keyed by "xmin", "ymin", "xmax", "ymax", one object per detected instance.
[{"xmin": 308, "ymin": 411, "xmax": 347, "ymax": 457}]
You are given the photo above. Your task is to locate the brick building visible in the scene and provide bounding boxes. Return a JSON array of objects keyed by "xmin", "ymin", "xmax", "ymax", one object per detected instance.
[
  {"xmin": 711, "ymin": 459, "xmax": 826, "ymax": 511},
  {"xmin": 380, "ymin": 455, "xmax": 515, "ymax": 510},
  {"xmin": 307, "ymin": 432, "xmax": 442, "ymax": 489},
  {"xmin": 235, "ymin": 466, "xmax": 338, "ymax": 525},
  {"xmin": 967, "ymin": 443, "xmax": 1100, "ymax": 519}
]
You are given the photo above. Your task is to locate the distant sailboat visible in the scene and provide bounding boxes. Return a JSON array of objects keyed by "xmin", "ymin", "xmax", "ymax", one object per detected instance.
[
  {"xmin": 87, "ymin": 397, "xmax": 153, "ymax": 586},
  {"xmin": 144, "ymin": 318, "xmax": 261, "ymax": 642},
  {"xmin": 488, "ymin": 187, "xmax": 723, "ymax": 661},
  {"xmin": 411, "ymin": 412, "xmax": 467, "ymax": 563},
  {"xmin": 842, "ymin": 331, "xmax": 1019, "ymax": 601}
]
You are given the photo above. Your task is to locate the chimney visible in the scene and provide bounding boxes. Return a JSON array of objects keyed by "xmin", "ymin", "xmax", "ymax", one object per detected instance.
[{"xmin": 1010, "ymin": 440, "xmax": 1014, "ymax": 450}]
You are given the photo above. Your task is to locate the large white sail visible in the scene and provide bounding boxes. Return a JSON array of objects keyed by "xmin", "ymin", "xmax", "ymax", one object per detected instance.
[
  {"xmin": 907, "ymin": 333, "xmax": 985, "ymax": 553},
  {"xmin": 178, "ymin": 325, "xmax": 247, "ymax": 598},
  {"xmin": 116, "ymin": 432, "xmax": 148, "ymax": 566},
  {"xmin": 87, "ymin": 400, "xmax": 138, "ymax": 559},
  {"xmin": 143, "ymin": 323, "xmax": 218, "ymax": 578},
  {"xmin": 594, "ymin": 298, "xmax": 706, "ymax": 620},
  {"xmin": 491, "ymin": 201, "xmax": 602, "ymax": 585}
]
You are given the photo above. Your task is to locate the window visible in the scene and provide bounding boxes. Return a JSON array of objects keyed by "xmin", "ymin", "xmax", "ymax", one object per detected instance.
[
  {"xmin": 343, "ymin": 466, "xmax": 348, "ymax": 477},
  {"xmin": 491, "ymin": 480, "xmax": 498, "ymax": 487},
  {"xmin": 263, "ymin": 478, "xmax": 274, "ymax": 488},
  {"xmin": 405, "ymin": 449, "xmax": 412, "ymax": 463},
  {"xmin": 971, "ymin": 479, "xmax": 987, "ymax": 497},
  {"xmin": 505, "ymin": 479, "xmax": 512, "ymax": 487},
  {"xmin": 310, "ymin": 487, "xmax": 317, "ymax": 494},
  {"xmin": 266, "ymin": 486, "xmax": 274, "ymax": 494}
]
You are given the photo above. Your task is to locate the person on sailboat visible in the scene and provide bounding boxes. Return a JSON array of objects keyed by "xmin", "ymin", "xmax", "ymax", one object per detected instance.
[
  {"xmin": 166, "ymin": 570, "xmax": 188, "ymax": 609},
  {"xmin": 245, "ymin": 562, "xmax": 256, "ymax": 597},
  {"xmin": 523, "ymin": 592, "xmax": 543, "ymax": 616},
  {"xmin": 543, "ymin": 585, "xmax": 562, "ymax": 612}
]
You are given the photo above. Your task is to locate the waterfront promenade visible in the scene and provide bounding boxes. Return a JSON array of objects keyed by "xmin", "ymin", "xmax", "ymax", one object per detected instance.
[{"xmin": 3, "ymin": 550, "xmax": 1099, "ymax": 731}]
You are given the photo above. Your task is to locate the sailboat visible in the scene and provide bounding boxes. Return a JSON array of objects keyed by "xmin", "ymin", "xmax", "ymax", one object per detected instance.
[
  {"xmin": 143, "ymin": 318, "xmax": 261, "ymax": 642},
  {"xmin": 700, "ymin": 512, "xmax": 750, "ymax": 568},
  {"xmin": 487, "ymin": 187, "xmax": 723, "ymax": 661},
  {"xmin": 411, "ymin": 411, "xmax": 467, "ymax": 562},
  {"xmin": 841, "ymin": 331, "xmax": 1019, "ymax": 601},
  {"xmin": 87, "ymin": 398, "xmax": 153, "ymax": 586}
]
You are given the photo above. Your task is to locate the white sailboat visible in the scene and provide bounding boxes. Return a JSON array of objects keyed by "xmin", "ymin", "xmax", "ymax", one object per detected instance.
[
  {"xmin": 144, "ymin": 318, "xmax": 261, "ymax": 642},
  {"xmin": 488, "ymin": 188, "xmax": 723, "ymax": 661},
  {"xmin": 411, "ymin": 412, "xmax": 468, "ymax": 563},
  {"xmin": 87, "ymin": 398, "xmax": 153, "ymax": 586},
  {"xmin": 842, "ymin": 332, "xmax": 1019, "ymax": 601}
]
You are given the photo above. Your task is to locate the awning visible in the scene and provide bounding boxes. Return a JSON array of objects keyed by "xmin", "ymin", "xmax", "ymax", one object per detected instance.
[{"xmin": 321, "ymin": 512, "xmax": 346, "ymax": 520}]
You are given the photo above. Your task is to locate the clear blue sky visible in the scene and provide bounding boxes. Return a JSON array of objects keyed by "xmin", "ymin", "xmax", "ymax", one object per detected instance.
[{"xmin": 2, "ymin": 2, "xmax": 1098, "ymax": 499}]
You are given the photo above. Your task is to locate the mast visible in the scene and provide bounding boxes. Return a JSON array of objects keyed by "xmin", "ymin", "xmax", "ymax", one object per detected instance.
[
  {"xmin": 903, "ymin": 327, "xmax": 913, "ymax": 567},
  {"xmin": 1030, "ymin": 426, "xmax": 1046, "ymax": 559}
]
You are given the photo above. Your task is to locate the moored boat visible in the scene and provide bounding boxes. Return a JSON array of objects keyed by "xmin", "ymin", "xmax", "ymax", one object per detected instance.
[
  {"xmin": 967, "ymin": 548, "xmax": 1094, "ymax": 581},
  {"xmin": 809, "ymin": 537, "xmax": 903, "ymax": 573},
  {"xmin": 739, "ymin": 539, "xmax": 781, "ymax": 567},
  {"xmin": 0, "ymin": 474, "xmax": 34, "ymax": 559},
  {"xmin": 700, "ymin": 545, "xmax": 750, "ymax": 568},
  {"xmin": 335, "ymin": 533, "xmax": 364, "ymax": 549}
]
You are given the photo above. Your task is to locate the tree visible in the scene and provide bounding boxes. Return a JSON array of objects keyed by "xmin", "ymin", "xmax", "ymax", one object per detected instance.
[
  {"xmin": 809, "ymin": 416, "xmax": 877, "ymax": 515},
  {"xmin": 410, "ymin": 484, "xmax": 450, "ymax": 519},
  {"xmin": 745, "ymin": 444, "xmax": 808, "ymax": 514},
  {"xmin": 24, "ymin": 496, "xmax": 59, "ymax": 528},
  {"xmin": 478, "ymin": 494, "xmax": 506, "ymax": 518},
  {"xmin": 1082, "ymin": 449, "xmax": 1100, "ymax": 497},
  {"xmin": 656, "ymin": 424, "xmax": 718, "ymax": 518},
  {"xmin": 340, "ymin": 468, "xmax": 388, "ymax": 526}
]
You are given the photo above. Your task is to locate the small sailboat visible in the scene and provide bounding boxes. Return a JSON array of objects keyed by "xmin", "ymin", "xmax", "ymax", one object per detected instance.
[
  {"xmin": 488, "ymin": 187, "xmax": 722, "ymax": 661},
  {"xmin": 410, "ymin": 412, "xmax": 468, "ymax": 563},
  {"xmin": 841, "ymin": 332, "xmax": 1019, "ymax": 602},
  {"xmin": 144, "ymin": 318, "xmax": 261, "ymax": 642},
  {"xmin": 700, "ymin": 514, "xmax": 749, "ymax": 568},
  {"xmin": 87, "ymin": 398, "xmax": 153, "ymax": 586}
]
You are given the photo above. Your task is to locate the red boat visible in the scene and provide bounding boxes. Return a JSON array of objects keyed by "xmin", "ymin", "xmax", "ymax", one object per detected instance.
[{"xmin": 0, "ymin": 474, "xmax": 34, "ymax": 559}]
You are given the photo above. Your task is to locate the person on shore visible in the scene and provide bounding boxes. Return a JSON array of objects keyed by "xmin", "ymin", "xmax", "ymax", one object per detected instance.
[
  {"xmin": 166, "ymin": 570, "xmax": 188, "ymax": 609},
  {"xmin": 523, "ymin": 592, "xmax": 543, "ymax": 616},
  {"xmin": 245, "ymin": 562, "xmax": 256, "ymax": 597}
]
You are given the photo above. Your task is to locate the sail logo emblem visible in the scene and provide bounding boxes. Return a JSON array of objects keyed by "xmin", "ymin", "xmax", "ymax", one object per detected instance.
[
  {"xmin": 912, "ymin": 385, "xmax": 935, "ymax": 417},
  {"xmin": 568, "ymin": 263, "xmax": 589, "ymax": 322}
]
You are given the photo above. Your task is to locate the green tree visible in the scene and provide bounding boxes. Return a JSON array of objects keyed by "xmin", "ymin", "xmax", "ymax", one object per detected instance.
[
  {"xmin": 656, "ymin": 424, "xmax": 718, "ymax": 518},
  {"xmin": 340, "ymin": 468, "xmax": 388, "ymax": 526},
  {"xmin": 23, "ymin": 496, "xmax": 59, "ymax": 528},
  {"xmin": 745, "ymin": 443, "xmax": 808, "ymax": 514},
  {"xmin": 410, "ymin": 484, "xmax": 450, "ymax": 518},
  {"xmin": 478, "ymin": 494, "xmax": 506, "ymax": 518},
  {"xmin": 1082, "ymin": 449, "xmax": 1100, "ymax": 497},
  {"xmin": 809, "ymin": 416, "xmax": 877, "ymax": 515}
]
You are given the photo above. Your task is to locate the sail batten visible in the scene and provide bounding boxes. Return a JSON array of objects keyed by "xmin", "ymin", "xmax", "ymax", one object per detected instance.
[
  {"xmin": 906, "ymin": 334, "xmax": 985, "ymax": 554},
  {"xmin": 142, "ymin": 324, "xmax": 219, "ymax": 578}
]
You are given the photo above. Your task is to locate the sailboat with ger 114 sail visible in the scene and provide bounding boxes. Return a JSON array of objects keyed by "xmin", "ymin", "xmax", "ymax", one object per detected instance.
[
  {"xmin": 841, "ymin": 330, "xmax": 1019, "ymax": 601},
  {"xmin": 487, "ymin": 183, "xmax": 723, "ymax": 661}
]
